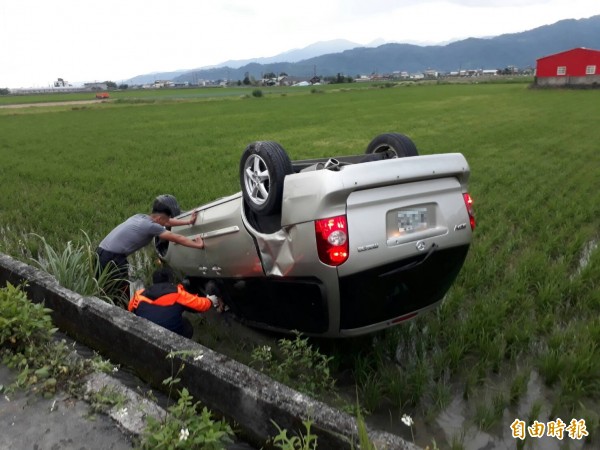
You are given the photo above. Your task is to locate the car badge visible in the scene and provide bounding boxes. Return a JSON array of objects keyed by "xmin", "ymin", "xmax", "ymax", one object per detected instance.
[
  {"xmin": 357, "ymin": 243, "xmax": 379, "ymax": 252},
  {"xmin": 416, "ymin": 240, "xmax": 426, "ymax": 251}
]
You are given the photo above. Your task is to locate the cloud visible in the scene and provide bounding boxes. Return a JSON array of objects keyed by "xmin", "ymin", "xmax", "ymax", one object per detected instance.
[
  {"xmin": 447, "ymin": 0, "xmax": 552, "ymax": 6},
  {"xmin": 1, "ymin": 0, "xmax": 598, "ymax": 88}
]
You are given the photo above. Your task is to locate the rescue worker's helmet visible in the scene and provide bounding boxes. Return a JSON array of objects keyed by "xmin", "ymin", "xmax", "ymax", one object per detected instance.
[{"xmin": 152, "ymin": 194, "xmax": 181, "ymax": 218}]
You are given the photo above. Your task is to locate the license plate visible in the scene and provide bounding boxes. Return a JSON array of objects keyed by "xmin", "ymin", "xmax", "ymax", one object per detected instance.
[{"xmin": 397, "ymin": 207, "xmax": 428, "ymax": 234}]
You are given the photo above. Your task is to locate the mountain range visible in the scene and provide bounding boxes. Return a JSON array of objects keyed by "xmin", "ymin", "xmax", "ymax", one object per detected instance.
[{"xmin": 124, "ymin": 15, "xmax": 600, "ymax": 85}]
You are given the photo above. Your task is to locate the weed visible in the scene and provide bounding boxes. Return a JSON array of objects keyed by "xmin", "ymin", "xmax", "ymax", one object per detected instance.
[
  {"xmin": 90, "ymin": 355, "xmax": 120, "ymax": 374},
  {"xmin": 270, "ymin": 409, "xmax": 380, "ymax": 450},
  {"xmin": 138, "ymin": 351, "xmax": 234, "ymax": 449},
  {"xmin": 473, "ymin": 401, "xmax": 496, "ymax": 431},
  {"xmin": 352, "ymin": 351, "xmax": 386, "ymax": 413},
  {"xmin": 449, "ymin": 430, "xmax": 466, "ymax": 450},
  {"xmin": 0, "ymin": 283, "xmax": 95, "ymax": 396},
  {"xmin": 128, "ymin": 248, "xmax": 160, "ymax": 290},
  {"xmin": 29, "ymin": 232, "xmax": 125, "ymax": 305},
  {"xmin": 354, "ymin": 406, "xmax": 378, "ymax": 450},
  {"xmin": 424, "ymin": 438, "xmax": 440, "ymax": 450},
  {"xmin": 140, "ymin": 389, "xmax": 234, "ymax": 450},
  {"xmin": 538, "ymin": 348, "xmax": 564, "ymax": 387},
  {"xmin": 429, "ymin": 378, "xmax": 452, "ymax": 416},
  {"xmin": 385, "ymin": 370, "xmax": 412, "ymax": 410},
  {"xmin": 250, "ymin": 331, "xmax": 335, "ymax": 397},
  {"xmin": 473, "ymin": 391, "xmax": 507, "ymax": 431},
  {"xmin": 579, "ymin": 405, "xmax": 599, "ymax": 445},
  {"xmin": 0, "ymin": 226, "xmax": 34, "ymax": 260},
  {"xmin": 526, "ymin": 399, "xmax": 543, "ymax": 425},
  {"xmin": 270, "ymin": 420, "xmax": 318, "ymax": 450},
  {"xmin": 509, "ymin": 369, "xmax": 530, "ymax": 405},
  {"xmin": 0, "ymin": 283, "xmax": 55, "ymax": 351},
  {"xmin": 357, "ymin": 371, "xmax": 385, "ymax": 413},
  {"xmin": 87, "ymin": 384, "xmax": 128, "ymax": 414}
]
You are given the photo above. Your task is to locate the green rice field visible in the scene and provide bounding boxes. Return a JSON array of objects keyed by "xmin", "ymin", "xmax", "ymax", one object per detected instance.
[{"xmin": 1, "ymin": 81, "xmax": 599, "ymax": 448}]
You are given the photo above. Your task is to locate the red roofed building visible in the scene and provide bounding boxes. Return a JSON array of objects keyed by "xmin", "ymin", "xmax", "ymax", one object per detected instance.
[{"xmin": 535, "ymin": 47, "xmax": 600, "ymax": 87}]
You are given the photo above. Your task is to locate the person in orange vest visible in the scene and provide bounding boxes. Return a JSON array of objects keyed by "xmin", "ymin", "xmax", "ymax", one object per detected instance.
[{"xmin": 128, "ymin": 267, "xmax": 220, "ymax": 338}]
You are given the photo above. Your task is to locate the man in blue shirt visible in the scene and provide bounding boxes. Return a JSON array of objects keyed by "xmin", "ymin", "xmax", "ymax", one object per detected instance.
[{"xmin": 96, "ymin": 194, "xmax": 203, "ymax": 301}]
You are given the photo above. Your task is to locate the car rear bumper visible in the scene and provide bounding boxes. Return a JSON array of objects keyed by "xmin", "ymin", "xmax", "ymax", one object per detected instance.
[
  {"xmin": 193, "ymin": 243, "xmax": 469, "ymax": 337},
  {"xmin": 337, "ymin": 243, "xmax": 470, "ymax": 334}
]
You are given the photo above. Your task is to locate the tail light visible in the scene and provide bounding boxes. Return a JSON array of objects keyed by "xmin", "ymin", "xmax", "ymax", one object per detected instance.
[
  {"xmin": 463, "ymin": 193, "xmax": 476, "ymax": 230},
  {"xmin": 315, "ymin": 215, "xmax": 349, "ymax": 266}
]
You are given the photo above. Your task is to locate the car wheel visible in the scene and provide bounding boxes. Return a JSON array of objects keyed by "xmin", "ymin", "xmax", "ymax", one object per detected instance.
[
  {"xmin": 365, "ymin": 133, "xmax": 419, "ymax": 158},
  {"xmin": 240, "ymin": 141, "xmax": 293, "ymax": 215}
]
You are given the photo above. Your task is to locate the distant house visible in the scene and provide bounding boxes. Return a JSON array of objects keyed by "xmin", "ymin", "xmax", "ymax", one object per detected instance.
[
  {"xmin": 280, "ymin": 76, "xmax": 312, "ymax": 86},
  {"xmin": 53, "ymin": 78, "xmax": 69, "ymax": 87},
  {"xmin": 84, "ymin": 82, "xmax": 108, "ymax": 91},
  {"xmin": 153, "ymin": 80, "xmax": 172, "ymax": 88},
  {"xmin": 535, "ymin": 47, "xmax": 600, "ymax": 87}
]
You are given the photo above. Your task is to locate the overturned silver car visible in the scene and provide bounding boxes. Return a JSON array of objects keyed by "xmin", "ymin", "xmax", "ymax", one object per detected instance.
[{"xmin": 156, "ymin": 133, "xmax": 475, "ymax": 337}]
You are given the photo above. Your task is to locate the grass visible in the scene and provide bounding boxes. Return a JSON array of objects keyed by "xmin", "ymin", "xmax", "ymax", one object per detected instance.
[
  {"xmin": 1, "ymin": 81, "xmax": 599, "ymax": 447},
  {"xmin": 29, "ymin": 232, "xmax": 127, "ymax": 305},
  {"xmin": 0, "ymin": 283, "xmax": 111, "ymax": 398},
  {"xmin": 0, "ymin": 81, "xmax": 404, "ymax": 105},
  {"xmin": 249, "ymin": 331, "xmax": 335, "ymax": 397}
]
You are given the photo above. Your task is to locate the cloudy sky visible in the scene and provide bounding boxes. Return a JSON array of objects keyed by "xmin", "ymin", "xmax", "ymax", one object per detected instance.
[{"xmin": 1, "ymin": 0, "xmax": 598, "ymax": 88}]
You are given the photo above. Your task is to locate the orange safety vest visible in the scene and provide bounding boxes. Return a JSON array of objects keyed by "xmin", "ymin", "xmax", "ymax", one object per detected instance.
[{"xmin": 128, "ymin": 284, "xmax": 212, "ymax": 313}]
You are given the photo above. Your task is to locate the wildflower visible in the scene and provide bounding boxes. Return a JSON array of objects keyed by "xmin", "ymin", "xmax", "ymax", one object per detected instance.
[
  {"xmin": 179, "ymin": 428, "xmax": 190, "ymax": 441},
  {"xmin": 115, "ymin": 407, "xmax": 128, "ymax": 420},
  {"xmin": 402, "ymin": 414, "xmax": 416, "ymax": 443},
  {"xmin": 112, "ymin": 366, "xmax": 119, "ymax": 373},
  {"xmin": 194, "ymin": 353, "xmax": 204, "ymax": 361}
]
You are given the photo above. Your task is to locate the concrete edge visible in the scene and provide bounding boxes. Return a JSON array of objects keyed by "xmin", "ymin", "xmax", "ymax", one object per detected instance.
[
  {"xmin": 0, "ymin": 252, "xmax": 419, "ymax": 450},
  {"xmin": 85, "ymin": 372, "xmax": 166, "ymax": 437}
]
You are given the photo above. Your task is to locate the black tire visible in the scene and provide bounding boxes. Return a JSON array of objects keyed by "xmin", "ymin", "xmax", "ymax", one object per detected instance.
[
  {"xmin": 365, "ymin": 133, "xmax": 419, "ymax": 158},
  {"xmin": 239, "ymin": 141, "xmax": 293, "ymax": 215}
]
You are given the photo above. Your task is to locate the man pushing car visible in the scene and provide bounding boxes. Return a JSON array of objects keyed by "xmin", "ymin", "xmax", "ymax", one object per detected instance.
[{"xmin": 96, "ymin": 194, "xmax": 204, "ymax": 301}]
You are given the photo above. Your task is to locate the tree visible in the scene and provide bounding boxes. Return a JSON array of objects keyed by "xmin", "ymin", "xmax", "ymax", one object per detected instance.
[
  {"xmin": 325, "ymin": 73, "xmax": 353, "ymax": 84},
  {"xmin": 118, "ymin": 84, "xmax": 129, "ymax": 90},
  {"xmin": 0, "ymin": 88, "xmax": 9, "ymax": 95},
  {"xmin": 104, "ymin": 81, "xmax": 117, "ymax": 89},
  {"xmin": 243, "ymin": 72, "xmax": 251, "ymax": 85}
]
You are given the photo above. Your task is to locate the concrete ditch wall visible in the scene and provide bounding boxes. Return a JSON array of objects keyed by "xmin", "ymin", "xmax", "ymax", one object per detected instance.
[{"xmin": 0, "ymin": 252, "xmax": 419, "ymax": 449}]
